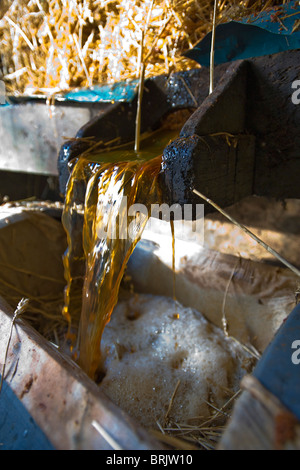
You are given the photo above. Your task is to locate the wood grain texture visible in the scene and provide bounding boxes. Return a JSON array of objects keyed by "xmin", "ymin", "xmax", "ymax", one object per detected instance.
[{"xmin": 219, "ymin": 375, "xmax": 300, "ymax": 450}]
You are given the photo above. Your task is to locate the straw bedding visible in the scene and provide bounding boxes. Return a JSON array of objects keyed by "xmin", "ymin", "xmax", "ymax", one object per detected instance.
[
  {"xmin": 100, "ymin": 293, "xmax": 255, "ymax": 448},
  {"xmin": 0, "ymin": 0, "xmax": 285, "ymax": 97}
]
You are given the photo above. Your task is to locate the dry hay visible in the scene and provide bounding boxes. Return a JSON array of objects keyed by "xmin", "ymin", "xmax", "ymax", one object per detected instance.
[
  {"xmin": 0, "ymin": 201, "xmax": 80, "ymax": 346},
  {"xmin": 151, "ymin": 388, "xmax": 242, "ymax": 450},
  {"xmin": 0, "ymin": 0, "xmax": 286, "ymax": 97}
]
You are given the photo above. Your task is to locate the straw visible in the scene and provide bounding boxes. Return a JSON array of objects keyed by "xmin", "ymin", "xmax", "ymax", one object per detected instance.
[
  {"xmin": 135, "ymin": 0, "xmax": 155, "ymax": 152},
  {"xmin": 193, "ymin": 189, "xmax": 300, "ymax": 278}
]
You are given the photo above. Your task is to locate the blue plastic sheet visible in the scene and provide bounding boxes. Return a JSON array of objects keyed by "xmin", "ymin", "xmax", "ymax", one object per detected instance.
[
  {"xmin": 184, "ymin": 1, "xmax": 300, "ymax": 67},
  {"xmin": 253, "ymin": 302, "xmax": 300, "ymax": 422},
  {"xmin": 63, "ymin": 78, "xmax": 139, "ymax": 103},
  {"xmin": 1, "ymin": 79, "xmax": 139, "ymax": 106}
]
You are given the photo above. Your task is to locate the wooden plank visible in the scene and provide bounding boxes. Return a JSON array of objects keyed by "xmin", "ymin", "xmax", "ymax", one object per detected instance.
[
  {"xmin": 246, "ymin": 51, "xmax": 300, "ymax": 199},
  {"xmin": 161, "ymin": 133, "xmax": 255, "ymax": 213},
  {"xmin": 218, "ymin": 375, "xmax": 300, "ymax": 450}
]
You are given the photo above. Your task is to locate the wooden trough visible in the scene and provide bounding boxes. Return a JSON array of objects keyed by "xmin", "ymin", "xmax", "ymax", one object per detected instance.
[{"xmin": 0, "ymin": 198, "xmax": 300, "ymax": 450}]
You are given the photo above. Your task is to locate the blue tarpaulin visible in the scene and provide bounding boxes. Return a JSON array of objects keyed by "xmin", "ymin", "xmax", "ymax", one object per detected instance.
[
  {"xmin": 63, "ymin": 78, "xmax": 139, "ymax": 103},
  {"xmin": 1, "ymin": 78, "xmax": 139, "ymax": 106},
  {"xmin": 184, "ymin": 1, "xmax": 300, "ymax": 67}
]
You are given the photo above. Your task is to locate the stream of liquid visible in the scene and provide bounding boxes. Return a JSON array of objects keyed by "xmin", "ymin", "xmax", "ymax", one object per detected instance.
[{"xmin": 62, "ymin": 129, "xmax": 178, "ymax": 379}]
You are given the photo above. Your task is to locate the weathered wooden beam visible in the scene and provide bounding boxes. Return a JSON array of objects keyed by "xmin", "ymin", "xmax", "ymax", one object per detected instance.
[
  {"xmin": 160, "ymin": 133, "xmax": 256, "ymax": 215},
  {"xmin": 161, "ymin": 50, "xmax": 300, "ymax": 210},
  {"xmin": 219, "ymin": 375, "xmax": 300, "ymax": 450}
]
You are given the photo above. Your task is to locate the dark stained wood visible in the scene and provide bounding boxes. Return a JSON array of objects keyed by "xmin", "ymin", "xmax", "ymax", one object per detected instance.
[
  {"xmin": 161, "ymin": 132, "xmax": 255, "ymax": 214},
  {"xmin": 161, "ymin": 50, "xmax": 300, "ymax": 210}
]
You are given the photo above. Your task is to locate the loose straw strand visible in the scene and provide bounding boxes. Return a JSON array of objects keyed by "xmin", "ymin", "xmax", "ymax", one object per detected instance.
[
  {"xmin": 209, "ymin": 0, "xmax": 218, "ymax": 94},
  {"xmin": 134, "ymin": 0, "xmax": 155, "ymax": 153},
  {"xmin": 222, "ymin": 259, "xmax": 239, "ymax": 336},
  {"xmin": 193, "ymin": 188, "xmax": 300, "ymax": 278}
]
